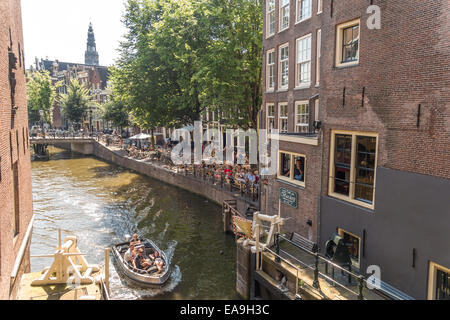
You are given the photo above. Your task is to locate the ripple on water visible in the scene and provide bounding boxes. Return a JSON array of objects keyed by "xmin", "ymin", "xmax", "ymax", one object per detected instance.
[{"xmin": 31, "ymin": 147, "xmax": 238, "ymax": 300}]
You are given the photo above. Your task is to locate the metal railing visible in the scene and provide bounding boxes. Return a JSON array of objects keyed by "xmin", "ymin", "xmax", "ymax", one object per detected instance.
[
  {"xmin": 30, "ymin": 131, "xmax": 99, "ymax": 140},
  {"xmin": 98, "ymin": 136, "xmax": 261, "ymax": 205},
  {"xmin": 271, "ymin": 234, "xmax": 367, "ymax": 300},
  {"xmin": 178, "ymin": 165, "xmax": 260, "ymax": 204}
]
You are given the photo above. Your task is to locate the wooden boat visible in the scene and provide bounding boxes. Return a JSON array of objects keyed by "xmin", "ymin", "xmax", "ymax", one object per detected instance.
[{"xmin": 111, "ymin": 239, "xmax": 171, "ymax": 286}]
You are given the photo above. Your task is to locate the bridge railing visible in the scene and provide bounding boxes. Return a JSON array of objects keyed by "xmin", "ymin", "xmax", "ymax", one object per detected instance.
[{"xmin": 30, "ymin": 131, "xmax": 99, "ymax": 140}]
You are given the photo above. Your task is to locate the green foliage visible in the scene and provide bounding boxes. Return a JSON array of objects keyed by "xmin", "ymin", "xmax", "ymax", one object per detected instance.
[
  {"xmin": 112, "ymin": 0, "xmax": 263, "ymax": 129},
  {"xmin": 26, "ymin": 70, "xmax": 59, "ymax": 124},
  {"xmin": 100, "ymin": 100, "xmax": 131, "ymax": 129},
  {"xmin": 59, "ymin": 79, "xmax": 91, "ymax": 128}
]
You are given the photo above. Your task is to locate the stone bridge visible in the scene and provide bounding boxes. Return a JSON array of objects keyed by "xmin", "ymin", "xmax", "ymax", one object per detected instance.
[{"xmin": 29, "ymin": 137, "xmax": 96, "ymax": 155}]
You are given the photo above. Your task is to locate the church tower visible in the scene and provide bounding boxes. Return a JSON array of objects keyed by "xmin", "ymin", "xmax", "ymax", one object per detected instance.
[{"xmin": 85, "ymin": 23, "xmax": 99, "ymax": 65}]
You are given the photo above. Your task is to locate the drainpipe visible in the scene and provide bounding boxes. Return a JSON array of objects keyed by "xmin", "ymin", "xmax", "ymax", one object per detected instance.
[
  {"xmin": 308, "ymin": 94, "xmax": 320, "ymax": 134},
  {"xmin": 308, "ymin": 93, "xmax": 321, "ymax": 248}
]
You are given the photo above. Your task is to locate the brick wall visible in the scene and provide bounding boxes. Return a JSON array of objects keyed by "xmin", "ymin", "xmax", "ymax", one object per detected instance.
[
  {"xmin": 261, "ymin": 0, "xmax": 449, "ymax": 238},
  {"xmin": 319, "ymin": 0, "xmax": 450, "ymax": 187},
  {"xmin": 0, "ymin": 0, "xmax": 34, "ymax": 300}
]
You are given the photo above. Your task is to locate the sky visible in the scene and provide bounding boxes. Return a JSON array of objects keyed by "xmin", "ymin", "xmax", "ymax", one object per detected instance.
[{"xmin": 21, "ymin": 0, "xmax": 128, "ymax": 68}]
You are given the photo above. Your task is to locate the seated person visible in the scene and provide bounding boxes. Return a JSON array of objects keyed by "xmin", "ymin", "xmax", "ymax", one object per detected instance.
[
  {"xmin": 147, "ymin": 249, "xmax": 156, "ymax": 261},
  {"xmin": 133, "ymin": 248, "xmax": 153, "ymax": 270},
  {"xmin": 237, "ymin": 169, "xmax": 247, "ymax": 184},
  {"xmin": 124, "ymin": 244, "xmax": 136, "ymax": 264},
  {"xmin": 130, "ymin": 234, "xmax": 141, "ymax": 247},
  {"xmin": 224, "ymin": 165, "xmax": 232, "ymax": 178},
  {"xmin": 293, "ymin": 159, "xmax": 304, "ymax": 182},
  {"xmin": 246, "ymin": 171, "xmax": 256, "ymax": 186},
  {"xmin": 153, "ymin": 251, "xmax": 165, "ymax": 274}
]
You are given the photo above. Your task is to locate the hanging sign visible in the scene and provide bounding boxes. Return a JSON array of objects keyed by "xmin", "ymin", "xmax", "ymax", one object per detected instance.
[{"xmin": 280, "ymin": 187, "xmax": 298, "ymax": 208}]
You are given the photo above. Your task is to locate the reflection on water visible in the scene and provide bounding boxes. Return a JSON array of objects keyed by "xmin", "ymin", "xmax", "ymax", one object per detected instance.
[{"xmin": 31, "ymin": 147, "xmax": 238, "ymax": 300}]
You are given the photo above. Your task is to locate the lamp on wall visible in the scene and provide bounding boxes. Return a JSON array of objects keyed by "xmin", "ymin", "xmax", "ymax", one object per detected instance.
[
  {"xmin": 313, "ymin": 121, "xmax": 322, "ymax": 131},
  {"xmin": 11, "ymin": 105, "xmax": 18, "ymax": 115}
]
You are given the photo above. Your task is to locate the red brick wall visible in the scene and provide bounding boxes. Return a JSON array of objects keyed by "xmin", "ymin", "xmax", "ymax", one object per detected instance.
[
  {"xmin": 319, "ymin": 0, "xmax": 450, "ymax": 184},
  {"xmin": 261, "ymin": 0, "xmax": 449, "ymax": 240},
  {"xmin": 0, "ymin": 0, "xmax": 34, "ymax": 300},
  {"xmin": 261, "ymin": 140, "xmax": 322, "ymax": 242}
]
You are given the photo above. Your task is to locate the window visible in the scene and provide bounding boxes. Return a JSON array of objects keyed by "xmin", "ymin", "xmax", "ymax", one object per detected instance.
[
  {"xmin": 317, "ymin": 0, "xmax": 323, "ymax": 14},
  {"xmin": 296, "ymin": 0, "xmax": 312, "ymax": 23},
  {"xmin": 267, "ymin": 104, "xmax": 275, "ymax": 133},
  {"xmin": 278, "ymin": 103, "xmax": 289, "ymax": 133},
  {"xmin": 428, "ymin": 262, "xmax": 450, "ymax": 300},
  {"xmin": 338, "ymin": 229, "xmax": 361, "ymax": 268},
  {"xmin": 266, "ymin": 0, "xmax": 276, "ymax": 37},
  {"xmin": 296, "ymin": 34, "xmax": 311, "ymax": 88},
  {"xmin": 279, "ymin": 0, "xmax": 290, "ymax": 31},
  {"xmin": 336, "ymin": 19, "xmax": 360, "ymax": 67},
  {"xmin": 329, "ymin": 131, "xmax": 378, "ymax": 209},
  {"xmin": 355, "ymin": 136, "xmax": 377, "ymax": 203},
  {"xmin": 278, "ymin": 151, "xmax": 306, "ymax": 187},
  {"xmin": 279, "ymin": 44, "xmax": 289, "ymax": 90},
  {"xmin": 316, "ymin": 29, "xmax": 321, "ymax": 86},
  {"xmin": 295, "ymin": 101, "xmax": 309, "ymax": 133},
  {"xmin": 266, "ymin": 49, "xmax": 275, "ymax": 91},
  {"xmin": 342, "ymin": 25, "xmax": 360, "ymax": 62}
]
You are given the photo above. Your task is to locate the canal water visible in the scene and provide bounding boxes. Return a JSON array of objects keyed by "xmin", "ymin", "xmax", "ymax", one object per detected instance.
[{"xmin": 30, "ymin": 146, "xmax": 239, "ymax": 300}]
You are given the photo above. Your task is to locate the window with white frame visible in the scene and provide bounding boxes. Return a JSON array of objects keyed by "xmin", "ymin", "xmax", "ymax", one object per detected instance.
[
  {"xmin": 279, "ymin": 44, "xmax": 289, "ymax": 89},
  {"xmin": 266, "ymin": 49, "xmax": 275, "ymax": 91},
  {"xmin": 296, "ymin": 34, "xmax": 311, "ymax": 87},
  {"xmin": 317, "ymin": 0, "xmax": 323, "ymax": 14},
  {"xmin": 316, "ymin": 29, "xmax": 321, "ymax": 86},
  {"xmin": 295, "ymin": 101, "xmax": 309, "ymax": 133},
  {"xmin": 279, "ymin": 103, "xmax": 289, "ymax": 133},
  {"xmin": 267, "ymin": 104, "xmax": 275, "ymax": 133},
  {"xmin": 279, "ymin": 0, "xmax": 290, "ymax": 31},
  {"xmin": 296, "ymin": 0, "xmax": 312, "ymax": 23},
  {"xmin": 266, "ymin": 0, "xmax": 276, "ymax": 37}
]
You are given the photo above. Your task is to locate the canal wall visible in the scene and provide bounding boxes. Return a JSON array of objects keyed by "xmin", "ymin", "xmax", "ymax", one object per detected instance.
[{"xmin": 91, "ymin": 141, "xmax": 252, "ymax": 215}]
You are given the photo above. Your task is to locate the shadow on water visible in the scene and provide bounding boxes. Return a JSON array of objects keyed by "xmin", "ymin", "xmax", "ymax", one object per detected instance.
[{"xmin": 31, "ymin": 147, "xmax": 239, "ymax": 300}]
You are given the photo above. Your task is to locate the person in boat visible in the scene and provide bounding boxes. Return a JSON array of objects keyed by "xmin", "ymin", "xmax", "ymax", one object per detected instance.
[
  {"xmin": 124, "ymin": 244, "xmax": 136, "ymax": 264},
  {"xmin": 133, "ymin": 248, "xmax": 152, "ymax": 271},
  {"xmin": 130, "ymin": 234, "xmax": 141, "ymax": 247},
  {"xmin": 153, "ymin": 250, "xmax": 165, "ymax": 274}
]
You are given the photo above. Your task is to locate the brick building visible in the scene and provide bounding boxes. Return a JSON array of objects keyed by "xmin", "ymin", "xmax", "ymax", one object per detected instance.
[
  {"xmin": 261, "ymin": 0, "xmax": 449, "ymax": 299},
  {"xmin": 0, "ymin": 0, "xmax": 35, "ymax": 299},
  {"xmin": 30, "ymin": 23, "xmax": 110, "ymax": 130}
]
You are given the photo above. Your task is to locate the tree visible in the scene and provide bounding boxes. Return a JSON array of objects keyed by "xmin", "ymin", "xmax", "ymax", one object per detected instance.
[
  {"xmin": 59, "ymin": 79, "xmax": 91, "ymax": 130},
  {"xmin": 100, "ymin": 100, "xmax": 130, "ymax": 130},
  {"xmin": 205, "ymin": 0, "xmax": 263, "ymax": 129},
  {"xmin": 113, "ymin": 0, "xmax": 263, "ymax": 130},
  {"xmin": 26, "ymin": 70, "xmax": 59, "ymax": 125}
]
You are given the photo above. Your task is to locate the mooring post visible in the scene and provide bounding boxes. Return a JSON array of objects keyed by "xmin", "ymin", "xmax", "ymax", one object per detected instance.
[
  {"xmin": 275, "ymin": 233, "xmax": 281, "ymax": 263},
  {"xmin": 358, "ymin": 276, "xmax": 365, "ymax": 300},
  {"xmin": 313, "ymin": 253, "xmax": 320, "ymax": 289},
  {"xmin": 104, "ymin": 248, "xmax": 110, "ymax": 296}
]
